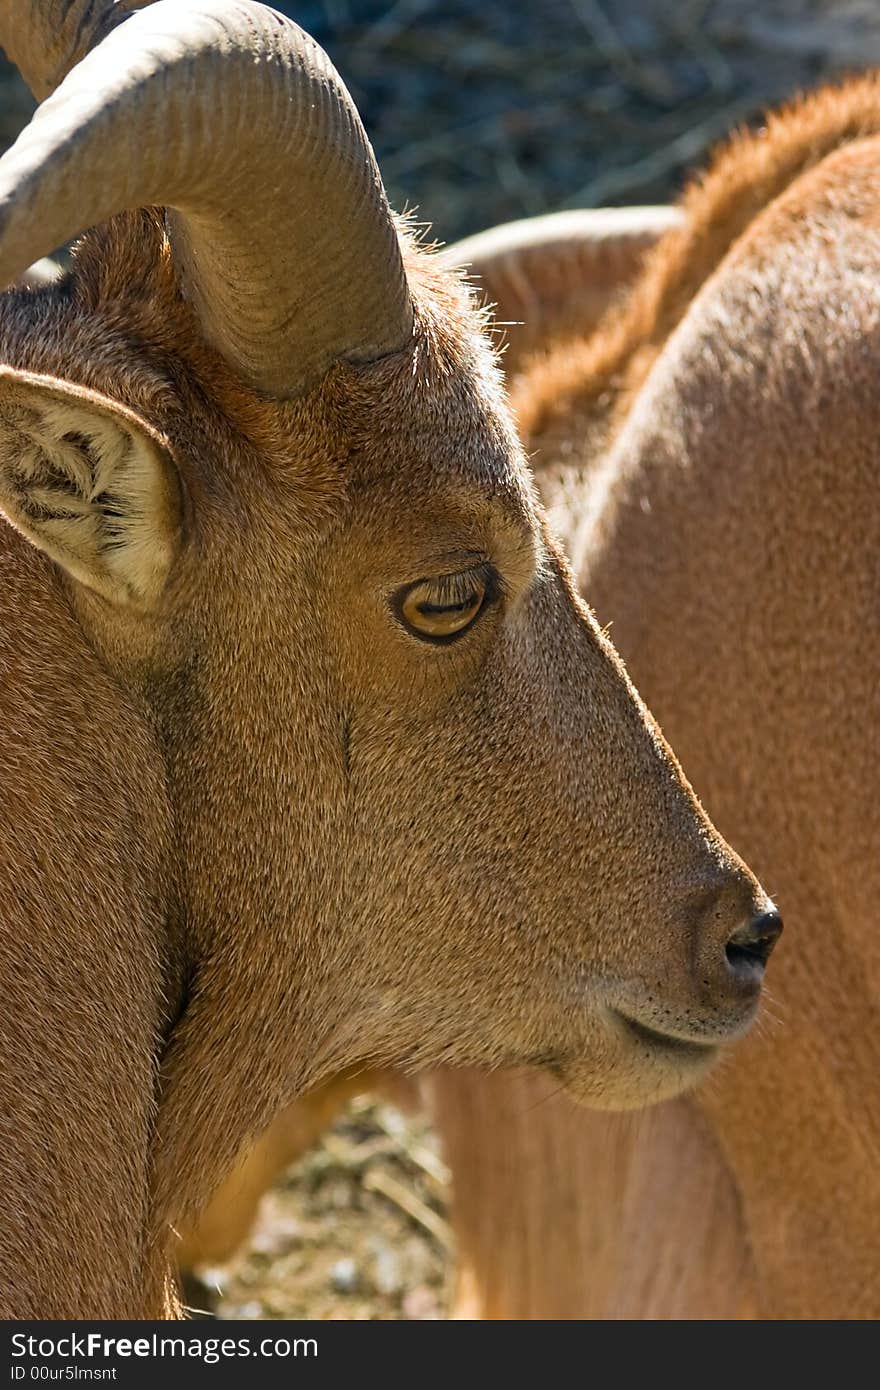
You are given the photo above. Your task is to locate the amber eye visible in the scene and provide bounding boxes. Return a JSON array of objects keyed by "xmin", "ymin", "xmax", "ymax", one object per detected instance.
[{"xmin": 397, "ymin": 569, "xmax": 489, "ymax": 643}]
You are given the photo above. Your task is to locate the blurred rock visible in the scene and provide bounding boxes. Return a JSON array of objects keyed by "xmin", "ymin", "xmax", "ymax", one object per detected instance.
[
  {"xmin": 329, "ymin": 1257, "xmax": 361, "ymax": 1293},
  {"xmin": 369, "ymin": 1238, "xmax": 403, "ymax": 1296}
]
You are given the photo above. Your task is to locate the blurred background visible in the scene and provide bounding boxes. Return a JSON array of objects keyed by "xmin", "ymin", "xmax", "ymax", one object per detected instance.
[{"xmin": 2, "ymin": 0, "xmax": 879, "ymax": 1320}]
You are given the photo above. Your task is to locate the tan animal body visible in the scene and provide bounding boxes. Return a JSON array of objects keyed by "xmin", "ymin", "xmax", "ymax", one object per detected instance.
[
  {"xmin": 426, "ymin": 79, "xmax": 880, "ymax": 1320},
  {"xmin": 0, "ymin": 2, "xmax": 779, "ymax": 1317}
]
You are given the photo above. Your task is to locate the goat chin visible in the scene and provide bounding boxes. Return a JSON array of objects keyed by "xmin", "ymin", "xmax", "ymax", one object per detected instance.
[{"xmin": 556, "ymin": 1033, "xmax": 720, "ymax": 1113}]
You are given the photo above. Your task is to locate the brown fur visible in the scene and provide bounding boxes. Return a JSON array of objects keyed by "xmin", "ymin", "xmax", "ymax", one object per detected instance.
[
  {"xmin": 0, "ymin": 174, "xmax": 773, "ymax": 1318},
  {"xmin": 428, "ymin": 78, "xmax": 880, "ymax": 1319},
  {"xmin": 516, "ymin": 74, "xmax": 880, "ymax": 441},
  {"xmin": 0, "ymin": 526, "xmax": 178, "ymax": 1317}
]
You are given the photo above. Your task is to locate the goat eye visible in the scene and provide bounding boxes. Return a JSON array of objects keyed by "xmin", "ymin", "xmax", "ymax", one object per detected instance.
[{"xmin": 397, "ymin": 570, "xmax": 489, "ymax": 643}]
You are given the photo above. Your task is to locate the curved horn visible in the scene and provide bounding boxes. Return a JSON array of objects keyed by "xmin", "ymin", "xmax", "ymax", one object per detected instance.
[
  {"xmin": 0, "ymin": 2, "xmax": 146, "ymax": 102},
  {"xmin": 443, "ymin": 207, "xmax": 683, "ymax": 375},
  {"xmin": 0, "ymin": 1, "xmax": 413, "ymax": 396}
]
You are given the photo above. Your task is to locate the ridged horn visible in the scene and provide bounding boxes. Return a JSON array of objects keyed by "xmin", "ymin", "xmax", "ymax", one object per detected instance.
[{"xmin": 0, "ymin": 1, "xmax": 414, "ymax": 396}]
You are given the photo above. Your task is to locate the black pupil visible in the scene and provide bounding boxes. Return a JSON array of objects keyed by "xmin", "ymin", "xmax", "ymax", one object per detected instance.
[{"xmin": 418, "ymin": 595, "xmax": 476, "ymax": 616}]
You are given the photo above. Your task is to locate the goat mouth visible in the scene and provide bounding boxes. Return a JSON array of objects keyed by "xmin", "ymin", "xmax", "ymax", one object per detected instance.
[{"xmin": 613, "ymin": 1010, "xmax": 720, "ymax": 1061}]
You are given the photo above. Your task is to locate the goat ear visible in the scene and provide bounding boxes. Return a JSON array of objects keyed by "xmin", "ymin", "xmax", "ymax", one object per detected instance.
[{"xmin": 0, "ymin": 368, "xmax": 182, "ymax": 606}]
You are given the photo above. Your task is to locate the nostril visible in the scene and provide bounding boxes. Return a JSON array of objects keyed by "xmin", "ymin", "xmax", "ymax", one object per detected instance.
[{"xmin": 725, "ymin": 909, "xmax": 783, "ymax": 976}]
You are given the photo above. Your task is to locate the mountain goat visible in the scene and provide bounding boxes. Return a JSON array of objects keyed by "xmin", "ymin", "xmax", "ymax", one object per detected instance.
[{"xmin": 0, "ymin": 1, "xmax": 779, "ymax": 1316}]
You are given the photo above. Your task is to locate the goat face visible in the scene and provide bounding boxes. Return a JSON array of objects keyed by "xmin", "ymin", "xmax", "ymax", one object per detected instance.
[
  {"xmin": 0, "ymin": 2, "xmax": 778, "ymax": 1134},
  {"xmin": 0, "ymin": 227, "xmax": 776, "ymax": 1115}
]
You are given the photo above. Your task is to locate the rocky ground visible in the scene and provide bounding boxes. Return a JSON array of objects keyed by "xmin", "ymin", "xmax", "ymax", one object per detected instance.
[
  {"xmin": 2, "ymin": 0, "xmax": 879, "ymax": 1321},
  {"xmin": 187, "ymin": 1095, "xmax": 452, "ymax": 1321}
]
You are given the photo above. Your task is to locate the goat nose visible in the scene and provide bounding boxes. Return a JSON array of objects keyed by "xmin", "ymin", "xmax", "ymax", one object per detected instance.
[{"xmin": 724, "ymin": 908, "xmax": 783, "ymax": 986}]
